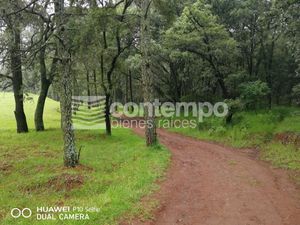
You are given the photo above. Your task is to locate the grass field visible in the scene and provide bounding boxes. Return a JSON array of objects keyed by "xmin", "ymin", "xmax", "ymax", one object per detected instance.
[
  {"xmin": 168, "ymin": 107, "xmax": 300, "ymax": 170},
  {"xmin": 0, "ymin": 92, "xmax": 170, "ymax": 225}
]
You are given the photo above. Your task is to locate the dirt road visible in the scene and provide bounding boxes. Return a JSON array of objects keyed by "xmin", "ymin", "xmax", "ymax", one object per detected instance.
[{"xmin": 128, "ymin": 128, "xmax": 300, "ymax": 225}]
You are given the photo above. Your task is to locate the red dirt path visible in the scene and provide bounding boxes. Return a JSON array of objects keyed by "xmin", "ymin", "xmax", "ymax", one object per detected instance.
[{"xmin": 126, "ymin": 127, "xmax": 300, "ymax": 225}]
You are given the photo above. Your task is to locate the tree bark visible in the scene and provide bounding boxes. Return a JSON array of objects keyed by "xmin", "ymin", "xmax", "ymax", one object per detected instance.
[
  {"xmin": 141, "ymin": 0, "xmax": 157, "ymax": 146},
  {"xmin": 170, "ymin": 62, "xmax": 181, "ymax": 102},
  {"xmin": 60, "ymin": 62, "xmax": 78, "ymax": 167},
  {"xmin": 105, "ymin": 93, "xmax": 112, "ymax": 136},
  {"xmin": 9, "ymin": 27, "xmax": 28, "ymax": 133},
  {"xmin": 217, "ymin": 76, "xmax": 229, "ymax": 99},
  {"xmin": 129, "ymin": 70, "xmax": 133, "ymax": 102},
  {"xmin": 55, "ymin": 0, "xmax": 78, "ymax": 167},
  {"xmin": 93, "ymin": 70, "xmax": 97, "ymax": 95},
  {"xmin": 35, "ymin": 45, "xmax": 50, "ymax": 131},
  {"xmin": 85, "ymin": 67, "xmax": 91, "ymax": 109},
  {"xmin": 125, "ymin": 73, "xmax": 128, "ymax": 103},
  {"xmin": 34, "ymin": 77, "xmax": 50, "ymax": 131}
]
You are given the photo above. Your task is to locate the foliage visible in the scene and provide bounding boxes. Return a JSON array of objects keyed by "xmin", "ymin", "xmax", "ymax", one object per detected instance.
[
  {"xmin": 239, "ymin": 81, "xmax": 270, "ymax": 109},
  {"xmin": 224, "ymin": 98, "xmax": 243, "ymax": 124},
  {"xmin": 165, "ymin": 0, "xmax": 237, "ymax": 98},
  {"xmin": 275, "ymin": 0, "xmax": 300, "ymax": 74},
  {"xmin": 1, "ymin": 0, "xmax": 299, "ymax": 111}
]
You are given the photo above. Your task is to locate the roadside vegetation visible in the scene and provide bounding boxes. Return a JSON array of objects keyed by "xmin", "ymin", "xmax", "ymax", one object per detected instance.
[{"xmin": 169, "ymin": 107, "xmax": 300, "ymax": 170}]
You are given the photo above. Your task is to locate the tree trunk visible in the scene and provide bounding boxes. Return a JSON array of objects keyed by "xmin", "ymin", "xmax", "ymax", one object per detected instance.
[
  {"xmin": 93, "ymin": 70, "xmax": 97, "ymax": 95},
  {"xmin": 129, "ymin": 69, "xmax": 134, "ymax": 112},
  {"xmin": 125, "ymin": 73, "xmax": 128, "ymax": 103},
  {"xmin": 35, "ymin": 80, "xmax": 50, "ymax": 131},
  {"xmin": 105, "ymin": 93, "xmax": 112, "ymax": 136},
  {"xmin": 10, "ymin": 27, "xmax": 28, "ymax": 133},
  {"xmin": 217, "ymin": 77, "xmax": 229, "ymax": 99},
  {"xmin": 225, "ymin": 112, "xmax": 234, "ymax": 124},
  {"xmin": 129, "ymin": 70, "xmax": 133, "ymax": 103},
  {"xmin": 86, "ymin": 68, "xmax": 91, "ymax": 109},
  {"xmin": 60, "ymin": 59, "xmax": 78, "ymax": 167},
  {"xmin": 170, "ymin": 62, "xmax": 181, "ymax": 102},
  {"xmin": 35, "ymin": 46, "xmax": 51, "ymax": 131},
  {"xmin": 141, "ymin": 0, "xmax": 157, "ymax": 146},
  {"xmin": 267, "ymin": 41, "xmax": 275, "ymax": 109},
  {"xmin": 56, "ymin": 0, "xmax": 78, "ymax": 167}
]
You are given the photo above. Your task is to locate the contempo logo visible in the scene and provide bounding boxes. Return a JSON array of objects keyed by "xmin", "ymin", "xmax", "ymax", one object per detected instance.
[{"xmin": 11, "ymin": 208, "xmax": 32, "ymax": 218}]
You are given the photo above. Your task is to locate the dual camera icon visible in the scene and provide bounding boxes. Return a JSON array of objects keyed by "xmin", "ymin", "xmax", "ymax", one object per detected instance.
[{"xmin": 10, "ymin": 208, "xmax": 32, "ymax": 218}]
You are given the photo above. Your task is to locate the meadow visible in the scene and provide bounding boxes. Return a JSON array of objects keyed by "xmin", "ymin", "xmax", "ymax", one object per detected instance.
[{"xmin": 0, "ymin": 92, "xmax": 170, "ymax": 225}]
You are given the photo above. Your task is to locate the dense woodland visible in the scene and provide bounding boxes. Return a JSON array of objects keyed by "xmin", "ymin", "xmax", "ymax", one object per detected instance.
[{"xmin": 0, "ymin": 0, "xmax": 299, "ymax": 167}]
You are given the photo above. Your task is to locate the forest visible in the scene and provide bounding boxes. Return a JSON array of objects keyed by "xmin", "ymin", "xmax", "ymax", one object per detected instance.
[{"xmin": 0, "ymin": 0, "xmax": 299, "ymax": 225}]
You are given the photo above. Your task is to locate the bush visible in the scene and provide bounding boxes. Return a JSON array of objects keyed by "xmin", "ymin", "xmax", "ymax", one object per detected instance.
[
  {"xmin": 224, "ymin": 98, "xmax": 243, "ymax": 124},
  {"xmin": 208, "ymin": 126, "xmax": 227, "ymax": 136},
  {"xmin": 239, "ymin": 81, "xmax": 270, "ymax": 109}
]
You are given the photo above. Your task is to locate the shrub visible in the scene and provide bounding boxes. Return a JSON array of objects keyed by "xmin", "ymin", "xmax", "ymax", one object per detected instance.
[
  {"xmin": 239, "ymin": 81, "xmax": 270, "ymax": 109},
  {"xmin": 224, "ymin": 98, "xmax": 243, "ymax": 124}
]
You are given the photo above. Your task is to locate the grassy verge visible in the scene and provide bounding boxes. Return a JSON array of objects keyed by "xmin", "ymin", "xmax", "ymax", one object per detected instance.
[
  {"xmin": 168, "ymin": 107, "xmax": 300, "ymax": 170},
  {"xmin": 0, "ymin": 92, "xmax": 170, "ymax": 225}
]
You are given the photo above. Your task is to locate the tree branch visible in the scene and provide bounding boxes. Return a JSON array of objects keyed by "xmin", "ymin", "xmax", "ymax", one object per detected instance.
[{"xmin": 0, "ymin": 73, "xmax": 12, "ymax": 80}]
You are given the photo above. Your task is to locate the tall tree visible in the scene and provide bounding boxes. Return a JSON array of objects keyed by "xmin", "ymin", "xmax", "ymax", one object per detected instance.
[
  {"xmin": 141, "ymin": 0, "xmax": 157, "ymax": 146},
  {"xmin": 75, "ymin": 0, "xmax": 134, "ymax": 135},
  {"xmin": 34, "ymin": 45, "xmax": 58, "ymax": 131},
  {"xmin": 55, "ymin": 0, "xmax": 78, "ymax": 167},
  {"xmin": 10, "ymin": 22, "xmax": 29, "ymax": 133},
  {"xmin": 30, "ymin": 1, "xmax": 59, "ymax": 131},
  {"xmin": 0, "ymin": 1, "xmax": 29, "ymax": 133}
]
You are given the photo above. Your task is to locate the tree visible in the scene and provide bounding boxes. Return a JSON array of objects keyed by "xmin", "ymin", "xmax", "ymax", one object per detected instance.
[
  {"xmin": 34, "ymin": 43, "xmax": 58, "ymax": 131},
  {"xmin": 0, "ymin": 1, "xmax": 29, "ymax": 133},
  {"xmin": 239, "ymin": 80, "xmax": 270, "ymax": 110},
  {"xmin": 165, "ymin": 0, "xmax": 237, "ymax": 99},
  {"xmin": 75, "ymin": 0, "xmax": 135, "ymax": 135},
  {"xmin": 31, "ymin": 1, "xmax": 59, "ymax": 131},
  {"xmin": 55, "ymin": 0, "xmax": 78, "ymax": 167},
  {"xmin": 140, "ymin": 0, "xmax": 157, "ymax": 146}
]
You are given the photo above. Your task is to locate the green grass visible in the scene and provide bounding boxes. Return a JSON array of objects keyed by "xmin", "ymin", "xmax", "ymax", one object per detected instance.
[
  {"xmin": 0, "ymin": 92, "xmax": 61, "ymax": 130},
  {"xmin": 168, "ymin": 107, "xmax": 300, "ymax": 170},
  {"xmin": 261, "ymin": 142, "xmax": 300, "ymax": 170},
  {"xmin": 0, "ymin": 92, "xmax": 170, "ymax": 225}
]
